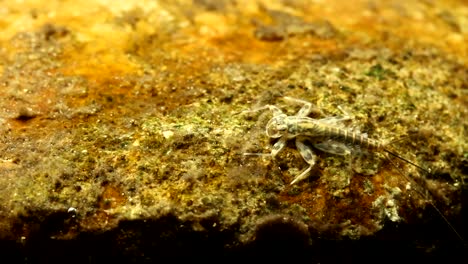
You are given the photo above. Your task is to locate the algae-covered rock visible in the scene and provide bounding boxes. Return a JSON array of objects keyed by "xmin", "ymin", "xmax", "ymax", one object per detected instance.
[{"xmin": 0, "ymin": 0, "xmax": 466, "ymax": 262}]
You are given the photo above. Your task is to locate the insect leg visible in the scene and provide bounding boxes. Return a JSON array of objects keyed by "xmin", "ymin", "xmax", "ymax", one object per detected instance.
[
  {"xmin": 271, "ymin": 137, "xmax": 288, "ymax": 157},
  {"xmin": 317, "ymin": 106, "xmax": 353, "ymax": 125},
  {"xmin": 283, "ymin": 96, "xmax": 320, "ymax": 117},
  {"xmin": 337, "ymin": 105, "xmax": 352, "ymax": 119},
  {"xmin": 313, "ymin": 140, "xmax": 352, "ymax": 156},
  {"xmin": 240, "ymin": 104, "xmax": 284, "ymax": 117},
  {"xmin": 290, "ymin": 137, "xmax": 317, "ymax": 185}
]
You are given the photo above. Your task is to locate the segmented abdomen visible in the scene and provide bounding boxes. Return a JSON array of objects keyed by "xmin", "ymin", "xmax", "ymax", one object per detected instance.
[
  {"xmin": 326, "ymin": 126, "xmax": 383, "ymax": 150},
  {"xmin": 297, "ymin": 119, "xmax": 383, "ymax": 150}
]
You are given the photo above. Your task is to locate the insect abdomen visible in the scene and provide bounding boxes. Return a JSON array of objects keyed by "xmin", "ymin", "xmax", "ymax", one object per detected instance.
[{"xmin": 326, "ymin": 126, "xmax": 383, "ymax": 150}]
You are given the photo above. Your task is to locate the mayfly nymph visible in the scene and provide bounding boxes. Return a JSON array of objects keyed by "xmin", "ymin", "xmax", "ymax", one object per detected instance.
[{"xmin": 244, "ymin": 96, "xmax": 425, "ymax": 184}]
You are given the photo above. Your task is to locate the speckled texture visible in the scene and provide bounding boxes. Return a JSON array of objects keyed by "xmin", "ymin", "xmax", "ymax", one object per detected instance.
[{"xmin": 0, "ymin": 0, "xmax": 466, "ymax": 262}]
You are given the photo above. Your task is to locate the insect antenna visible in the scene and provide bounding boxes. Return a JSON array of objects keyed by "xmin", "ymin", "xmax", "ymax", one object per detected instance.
[{"xmin": 383, "ymin": 149, "xmax": 465, "ymax": 244}]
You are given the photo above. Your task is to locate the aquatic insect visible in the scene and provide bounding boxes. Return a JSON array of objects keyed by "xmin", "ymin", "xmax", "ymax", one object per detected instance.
[
  {"xmin": 243, "ymin": 96, "xmax": 463, "ymax": 241},
  {"xmin": 244, "ymin": 96, "xmax": 427, "ymax": 184}
]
